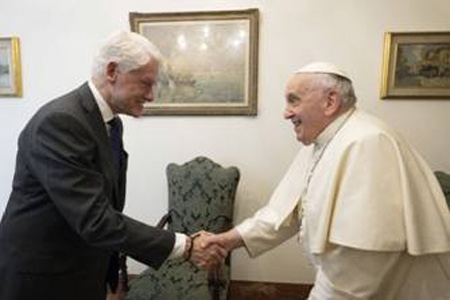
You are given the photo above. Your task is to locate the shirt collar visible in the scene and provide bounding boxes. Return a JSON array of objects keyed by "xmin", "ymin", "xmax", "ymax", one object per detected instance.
[
  {"xmin": 88, "ymin": 80, "xmax": 115, "ymax": 124},
  {"xmin": 314, "ymin": 107, "xmax": 355, "ymax": 150}
]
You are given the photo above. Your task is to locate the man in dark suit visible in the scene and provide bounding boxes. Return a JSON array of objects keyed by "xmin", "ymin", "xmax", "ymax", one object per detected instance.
[{"xmin": 0, "ymin": 31, "xmax": 225, "ymax": 300}]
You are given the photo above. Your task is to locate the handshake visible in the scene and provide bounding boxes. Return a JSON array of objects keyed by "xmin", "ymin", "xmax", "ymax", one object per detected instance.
[{"xmin": 183, "ymin": 229, "xmax": 243, "ymax": 270}]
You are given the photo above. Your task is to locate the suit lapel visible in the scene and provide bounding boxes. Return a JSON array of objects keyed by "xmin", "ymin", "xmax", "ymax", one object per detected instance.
[{"xmin": 77, "ymin": 83, "xmax": 124, "ymax": 210}]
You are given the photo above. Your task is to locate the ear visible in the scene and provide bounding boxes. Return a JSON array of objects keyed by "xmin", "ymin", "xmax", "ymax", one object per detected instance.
[
  {"xmin": 323, "ymin": 90, "xmax": 342, "ymax": 117},
  {"xmin": 106, "ymin": 62, "xmax": 119, "ymax": 83}
]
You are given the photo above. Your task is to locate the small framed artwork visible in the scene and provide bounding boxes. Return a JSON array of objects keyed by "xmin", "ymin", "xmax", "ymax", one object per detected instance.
[
  {"xmin": 380, "ymin": 31, "xmax": 450, "ymax": 99},
  {"xmin": 0, "ymin": 37, "xmax": 22, "ymax": 97},
  {"xmin": 130, "ymin": 9, "xmax": 259, "ymax": 115}
]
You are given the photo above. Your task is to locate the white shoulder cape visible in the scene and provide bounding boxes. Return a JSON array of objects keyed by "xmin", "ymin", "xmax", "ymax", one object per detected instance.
[{"xmin": 267, "ymin": 110, "xmax": 450, "ymax": 255}]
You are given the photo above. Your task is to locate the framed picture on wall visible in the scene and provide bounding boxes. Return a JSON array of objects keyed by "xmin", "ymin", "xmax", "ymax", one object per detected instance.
[
  {"xmin": 129, "ymin": 9, "xmax": 259, "ymax": 115},
  {"xmin": 0, "ymin": 37, "xmax": 22, "ymax": 97},
  {"xmin": 380, "ymin": 31, "xmax": 450, "ymax": 99}
]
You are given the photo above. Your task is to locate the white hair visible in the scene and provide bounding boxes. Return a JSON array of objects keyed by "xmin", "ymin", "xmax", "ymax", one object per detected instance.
[
  {"xmin": 295, "ymin": 62, "xmax": 357, "ymax": 109},
  {"xmin": 315, "ymin": 73, "xmax": 357, "ymax": 108},
  {"xmin": 91, "ymin": 30, "xmax": 163, "ymax": 78}
]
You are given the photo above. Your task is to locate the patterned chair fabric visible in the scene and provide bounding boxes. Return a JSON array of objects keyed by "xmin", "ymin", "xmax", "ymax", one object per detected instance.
[{"xmin": 126, "ymin": 156, "xmax": 240, "ymax": 300}]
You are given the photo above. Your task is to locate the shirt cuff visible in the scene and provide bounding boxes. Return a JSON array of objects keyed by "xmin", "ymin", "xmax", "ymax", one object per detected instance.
[
  {"xmin": 235, "ymin": 219, "xmax": 254, "ymax": 239},
  {"xmin": 169, "ymin": 232, "xmax": 188, "ymax": 259}
]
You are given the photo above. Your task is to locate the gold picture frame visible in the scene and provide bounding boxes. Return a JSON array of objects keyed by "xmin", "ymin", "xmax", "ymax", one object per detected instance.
[
  {"xmin": 381, "ymin": 31, "xmax": 450, "ymax": 99},
  {"xmin": 0, "ymin": 37, "xmax": 22, "ymax": 97},
  {"xmin": 130, "ymin": 9, "xmax": 259, "ymax": 115}
]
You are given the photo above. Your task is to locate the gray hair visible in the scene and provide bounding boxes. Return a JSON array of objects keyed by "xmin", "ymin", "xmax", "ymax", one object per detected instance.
[
  {"xmin": 316, "ymin": 73, "xmax": 357, "ymax": 109},
  {"xmin": 91, "ymin": 31, "xmax": 163, "ymax": 78}
]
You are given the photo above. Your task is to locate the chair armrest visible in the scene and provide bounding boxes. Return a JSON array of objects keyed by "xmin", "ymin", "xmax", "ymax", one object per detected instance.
[{"xmin": 157, "ymin": 212, "xmax": 172, "ymax": 229}]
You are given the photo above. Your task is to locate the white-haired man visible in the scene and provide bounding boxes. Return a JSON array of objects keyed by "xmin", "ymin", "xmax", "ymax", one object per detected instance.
[
  {"xmin": 204, "ymin": 62, "xmax": 450, "ymax": 299},
  {"xmin": 0, "ymin": 31, "xmax": 225, "ymax": 300}
]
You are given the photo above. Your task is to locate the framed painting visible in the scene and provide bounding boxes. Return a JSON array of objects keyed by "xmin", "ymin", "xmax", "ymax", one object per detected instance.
[
  {"xmin": 381, "ymin": 31, "xmax": 450, "ymax": 99},
  {"xmin": 0, "ymin": 37, "xmax": 22, "ymax": 97},
  {"xmin": 130, "ymin": 9, "xmax": 259, "ymax": 115}
]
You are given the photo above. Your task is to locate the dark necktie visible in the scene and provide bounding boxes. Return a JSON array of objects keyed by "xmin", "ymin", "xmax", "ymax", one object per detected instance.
[
  {"xmin": 108, "ymin": 117, "xmax": 122, "ymax": 176},
  {"xmin": 106, "ymin": 117, "xmax": 122, "ymax": 293}
]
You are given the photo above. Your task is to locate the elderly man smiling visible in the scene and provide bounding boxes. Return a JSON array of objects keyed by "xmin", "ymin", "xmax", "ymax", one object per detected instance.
[
  {"xmin": 204, "ymin": 62, "xmax": 450, "ymax": 299},
  {"xmin": 0, "ymin": 31, "xmax": 225, "ymax": 300}
]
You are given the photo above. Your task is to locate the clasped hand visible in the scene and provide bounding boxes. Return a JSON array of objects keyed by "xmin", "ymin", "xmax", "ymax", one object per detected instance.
[
  {"xmin": 189, "ymin": 231, "xmax": 227, "ymax": 270},
  {"xmin": 188, "ymin": 229, "xmax": 242, "ymax": 270}
]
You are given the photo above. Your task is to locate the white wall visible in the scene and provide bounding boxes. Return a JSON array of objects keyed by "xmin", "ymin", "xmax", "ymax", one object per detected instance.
[{"xmin": 1, "ymin": 0, "xmax": 449, "ymax": 284}]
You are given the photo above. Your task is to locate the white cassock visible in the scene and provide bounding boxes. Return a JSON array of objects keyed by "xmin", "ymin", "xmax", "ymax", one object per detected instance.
[{"xmin": 236, "ymin": 108, "xmax": 450, "ymax": 299}]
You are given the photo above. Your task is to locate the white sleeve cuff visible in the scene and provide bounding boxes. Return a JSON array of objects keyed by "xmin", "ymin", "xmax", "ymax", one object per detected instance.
[
  {"xmin": 235, "ymin": 218, "xmax": 255, "ymax": 238},
  {"xmin": 169, "ymin": 232, "xmax": 188, "ymax": 259}
]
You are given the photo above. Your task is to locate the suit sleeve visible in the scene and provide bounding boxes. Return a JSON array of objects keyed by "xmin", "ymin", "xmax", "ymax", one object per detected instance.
[{"xmin": 28, "ymin": 112, "xmax": 174, "ymax": 269}]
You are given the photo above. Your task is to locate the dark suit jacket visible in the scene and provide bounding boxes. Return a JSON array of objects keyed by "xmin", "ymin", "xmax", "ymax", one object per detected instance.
[{"xmin": 0, "ymin": 83, "xmax": 175, "ymax": 300}]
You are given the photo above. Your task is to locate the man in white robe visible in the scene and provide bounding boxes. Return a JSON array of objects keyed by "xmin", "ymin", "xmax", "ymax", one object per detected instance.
[{"xmin": 203, "ymin": 62, "xmax": 450, "ymax": 299}]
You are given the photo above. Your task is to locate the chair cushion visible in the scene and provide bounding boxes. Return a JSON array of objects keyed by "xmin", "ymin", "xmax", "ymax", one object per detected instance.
[{"xmin": 126, "ymin": 258, "xmax": 230, "ymax": 300}]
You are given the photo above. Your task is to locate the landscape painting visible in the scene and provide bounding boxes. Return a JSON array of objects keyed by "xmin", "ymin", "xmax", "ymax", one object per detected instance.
[
  {"xmin": 0, "ymin": 37, "xmax": 22, "ymax": 97},
  {"xmin": 130, "ymin": 9, "xmax": 259, "ymax": 115},
  {"xmin": 381, "ymin": 32, "xmax": 450, "ymax": 99}
]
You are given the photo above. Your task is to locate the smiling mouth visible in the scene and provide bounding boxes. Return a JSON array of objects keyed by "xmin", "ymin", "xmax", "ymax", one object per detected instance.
[{"xmin": 292, "ymin": 119, "xmax": 302, "ymax": 126}]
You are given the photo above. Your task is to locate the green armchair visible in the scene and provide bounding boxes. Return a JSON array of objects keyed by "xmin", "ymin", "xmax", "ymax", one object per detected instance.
[{"xmin": 125, "ymin": 156, "xmax": 240, "ymax": 300}]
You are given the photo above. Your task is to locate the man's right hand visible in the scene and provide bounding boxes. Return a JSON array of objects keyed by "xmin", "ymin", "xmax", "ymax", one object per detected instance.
[{"xmin": 187, "ymin": 231, "xmax": 228, "ymax": 270}]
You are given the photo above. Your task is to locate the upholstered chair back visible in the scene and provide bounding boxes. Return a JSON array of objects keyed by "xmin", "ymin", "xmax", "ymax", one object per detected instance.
[{"xmin": 166, "ymin": 156, "xmax": 240, "ymax": 235}]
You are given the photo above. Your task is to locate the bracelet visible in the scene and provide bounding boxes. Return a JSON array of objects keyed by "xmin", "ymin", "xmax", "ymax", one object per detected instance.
[{"xmin": 185, "ymin": 233, "xmax": 201, "ymax": 261}]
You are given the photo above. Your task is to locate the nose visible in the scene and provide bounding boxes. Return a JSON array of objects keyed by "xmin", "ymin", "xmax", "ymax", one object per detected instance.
[
  {"xmin": 284, "ymin": 107, "xmax": 293, "ymax": 119},
  {"xmin": 144, "ymin": 86, "xmax": 154, "ymax": 103}
]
